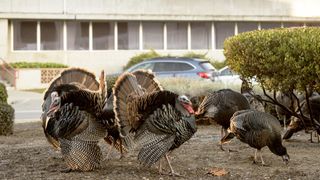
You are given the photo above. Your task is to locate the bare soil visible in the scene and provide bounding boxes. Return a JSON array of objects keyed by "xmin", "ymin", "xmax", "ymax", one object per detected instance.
[{"xmin": 0, "ymin": 122, "xmax": 319, "ymax": 180}]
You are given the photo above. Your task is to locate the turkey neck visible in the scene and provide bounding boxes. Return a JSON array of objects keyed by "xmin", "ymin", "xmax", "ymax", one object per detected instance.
[
  {"xmin": 268, "ymin": 139, "xmax": 287, "ymax": 156},
  {"xmin": 183, "ymin": 115, "xmax": 197, "ymax": 131}
]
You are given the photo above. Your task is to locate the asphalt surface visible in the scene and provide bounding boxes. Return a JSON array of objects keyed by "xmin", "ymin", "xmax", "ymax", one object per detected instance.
[{"xmin": 7, "ymin": 89, "xmax": 43, "ymax": 123}]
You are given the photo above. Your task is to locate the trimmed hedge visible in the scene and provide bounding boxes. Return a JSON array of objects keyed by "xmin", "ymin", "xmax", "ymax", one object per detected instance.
[
  {"xmin": 0, "ymin": 102, "xmax": 15, "ymax": 135},
  {"xmin": 0, "ymin": 83, "xmax": 8, "ymax": 103},
  {"xmin": 9, "ymin": 62, "xmax": 68, "ymax": 69},
  {"xmin": 224, "ymin": 27, "xmax": 320, "ymax": 92}
]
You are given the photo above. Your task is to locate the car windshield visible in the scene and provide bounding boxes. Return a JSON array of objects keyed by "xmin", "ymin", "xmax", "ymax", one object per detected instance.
[
  {"xmin": 129, "ymin": 62, "xmax": 154, "ymax": 72},
  {"xmin": 200, "ymin": 62, "xmax": 216, "ymax": 71}
]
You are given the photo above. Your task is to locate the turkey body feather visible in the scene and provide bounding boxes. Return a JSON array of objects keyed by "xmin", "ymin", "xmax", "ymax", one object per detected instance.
[
  {"xmin": 113, "ymin": 70, "xmax": 196, "ymax": 173},
  {"xmin": 41, "ymin": 68, "xmax": 121, "ymax": 172}
]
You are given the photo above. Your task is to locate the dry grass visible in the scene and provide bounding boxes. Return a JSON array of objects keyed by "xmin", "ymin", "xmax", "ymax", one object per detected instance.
[{"xmin": 158, "ymin": 77, "xmax": 242, "ymax": 97}]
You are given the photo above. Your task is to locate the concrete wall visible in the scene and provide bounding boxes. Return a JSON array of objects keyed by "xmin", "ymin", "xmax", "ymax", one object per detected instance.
[
  {"xmin": 1, "ymin": 0, "xmax": 320, "ymax": 21},
  {"xmin": 15, "ymin": 69, "xmax": 43, "ymax": 89},
  {"xmin": 1, "ymin": 0, "xmax": 320, "ymax": 76},
  {"xmin": 0, "ymin": 19, "xmax": 8, "ymax": 59}
]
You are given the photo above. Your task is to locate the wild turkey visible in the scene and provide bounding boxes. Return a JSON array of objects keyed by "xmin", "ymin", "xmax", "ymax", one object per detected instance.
[
  {"xmin": 195, "ymin": 89, "xmax": 250, "ymax": 150},
  {"xmin": 42, "ymin": 68, "xmax": 123, "ymax": 172},
  {"xmin": 221, "ymin": 109, "xmax": 290, "ymax": 165},
  {"xmin": 283, "ymin": 95, "xmax": 320, "ymax": 142},
  {"xmin": 113, "ymin": 70, "xmax": 196, "ymax": 176}
]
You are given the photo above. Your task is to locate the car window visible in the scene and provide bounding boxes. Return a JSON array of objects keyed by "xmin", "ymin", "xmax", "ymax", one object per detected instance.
[
  {"xmin": 200, "ymin": 62, "xmax": 216, "ymax": 71},
  {"xmin": 220, "ymin": 67, "xmax": 237, "ymax": 76},
  {"xmin": 130, "ymin": 62, "xmax": 154, "ymax": 72},
  {"xmin": 153, "ymin": 62, "xmax": 194, "ymax": 72}
]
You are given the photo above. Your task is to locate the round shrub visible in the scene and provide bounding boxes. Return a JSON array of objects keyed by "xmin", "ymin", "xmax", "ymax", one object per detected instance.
[
  {"xmin": 0, "ymin": 102, "xmax": 15, "ymax": 135},
  {"xmin": 0, "ymin": 83, "xmax": 8, "ymax": 103},
  {"xmin": 224, "ymin": 27, "xmax": 320, "ymax": 92}
]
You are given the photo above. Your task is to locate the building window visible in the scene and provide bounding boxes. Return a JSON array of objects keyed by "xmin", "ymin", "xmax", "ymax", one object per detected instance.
[
  {"xmin": 93, "ymin": 22, "xmax": 114, "ymax": 50},
  {"xmin": 67, "ymin": 22, "xmax": 89, "ymax": 50},
  {"xmin": 167, "ymin": 22, "xmax": 188, "ymax": 49},
  {"xmin": 306, "ymin": 23, "xmax": 320, "ymax": 27},
  {"xmin": 215, "ymin": 22, "xmax": 235, "ymax": 49},
  {"xmin": 40, "ymin": 21, "xmax": 63, "ymax": 50},
  {"xmin": 143, "ymin": 22, "xmax": 164, "ymax": 50},
  {"xmin": 283, "ymin": 22, "xmax": 304, "ymax": 27},
  {"xmin": 191, "ymin": 22, "xmax": 211, "ymax": 49},
  {"xmin": 237, "ymin": 22, "xmax": 258, "ymax": 33},
  {"xmin": 13, "ymin": 21, "xmax": 37, "ymax": 50},
  {"xmin": 118, "ymin": 22, "xmax": 139, "ymax": 50},
  {"xmin": 260, "ymin": 22, "xmax": 281, "ymax": 29}
]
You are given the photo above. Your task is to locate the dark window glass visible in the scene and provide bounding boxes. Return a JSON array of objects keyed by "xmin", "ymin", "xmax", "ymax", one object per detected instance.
[
  {"xmin": 67, "ymin": 21, "xmax": 89, "ymax": 50},
  {"xmin": 118, "ymin": 22, "xmax": 139, "ymax": 50},
  {"xmin": 13, "ymin": 21, "xmax": 37, "ymax": 50},
  {"xmin": 41, "ymin": 21, "xmax": 63, "ymax": 50},
  {"xmin": 153, "ymin": 62, "xmax": 194, "ymax": 72}
]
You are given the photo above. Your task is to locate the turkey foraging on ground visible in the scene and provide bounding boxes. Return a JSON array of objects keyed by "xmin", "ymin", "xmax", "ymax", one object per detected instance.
[
  {"xmin": 113, "ymin": 70, "xmax": 196, "ymax": 176},
  {"xmin": 195, "ymin": 89, "xmax": 250, "ymax": 150},
  {"xmin": 283, "ymin": 95, "xmax": 320, "ymax": 142},
  {"xmin": 221, "ymin": 109, "xmax": 290, "ymax": 165},
  {"xmin": 42, "ymin": 68, "xmax": 124, "ymax": 172}
]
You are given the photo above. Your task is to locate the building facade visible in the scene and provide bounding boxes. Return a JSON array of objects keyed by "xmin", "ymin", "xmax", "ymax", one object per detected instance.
[{"xmin": 1, "ymin": 0, "xmax": 320, "ymax": 74}]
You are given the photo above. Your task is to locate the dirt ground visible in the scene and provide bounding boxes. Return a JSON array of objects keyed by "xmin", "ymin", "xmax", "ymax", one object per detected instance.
[{"xmin": 0, "ymin": 122, "xmax": 319, "ymax": 180}]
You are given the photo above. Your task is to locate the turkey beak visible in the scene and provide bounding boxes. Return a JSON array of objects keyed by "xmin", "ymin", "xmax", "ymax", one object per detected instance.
[
  {"xmin": 282, "ymin": 154, "xmax": 290, "ymax": 165},
  {"xmin": 47, "ymin": 97, "xmax": 61, "ymax": 117}
]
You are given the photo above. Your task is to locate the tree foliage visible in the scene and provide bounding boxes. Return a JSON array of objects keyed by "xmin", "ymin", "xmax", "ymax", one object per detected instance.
[{"xmin": 224, "ymin": 27, "xmax": 320, "ymax": 92}]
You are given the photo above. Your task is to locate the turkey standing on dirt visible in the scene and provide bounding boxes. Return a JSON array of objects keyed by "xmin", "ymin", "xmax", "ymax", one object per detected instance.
[
  {"xmin": 221, "ymin": 109, "xmax": 290, "ymax": 165},
  {"xmin": 113, "ymin": 70, "xmax": 196, "ymax": 176},
  {"xmin": 42, "ymin": 68, "xmax": 124, "ymax": 172},
  {"xmin": 195, "ymin": 89, "xmax": 250, "ymax": 150}
]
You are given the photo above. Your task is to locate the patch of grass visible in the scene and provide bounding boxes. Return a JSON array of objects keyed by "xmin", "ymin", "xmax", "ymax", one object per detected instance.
[
  {"xmin": 22, "ymin": 88, "xmax": 46, "ymax": 94},
  {"xmin": 158, "ymin": 78, "xmax": 242, "ymax": 97},
  {"xmin": 9, "ymin": 62, "xmax": 68, "ymax": 69}
]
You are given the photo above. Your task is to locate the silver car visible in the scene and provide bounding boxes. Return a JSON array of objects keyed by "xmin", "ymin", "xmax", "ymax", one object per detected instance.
[{"xmin": 126, "ymin": 57, "xmax": 218, "ymax": 81}]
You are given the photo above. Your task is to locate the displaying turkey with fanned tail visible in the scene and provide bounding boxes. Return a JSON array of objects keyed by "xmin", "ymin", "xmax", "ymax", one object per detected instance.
[
  {"xmin": 41, "ymin": 68, "xmax": 124, "ymax": 172},
  {"xmin": 220, "ymin": 109, "xmax": 290, "ymax": 166},
  {"xmin": 113, "ymin": 70, "xmax": 196, "ymax": 176}
]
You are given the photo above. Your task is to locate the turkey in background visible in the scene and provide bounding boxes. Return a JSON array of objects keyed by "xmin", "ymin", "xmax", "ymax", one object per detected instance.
[
  {"xmin": 113, "ymin": 70, "xmax": 197, "ymax": 176},
  {"xmin": 195, "ymin": 89, "xmax": 250, "ymax": 151},
  {"xmin": 221, "ymin": 109, "xmax": 290, "ymax": 165}
]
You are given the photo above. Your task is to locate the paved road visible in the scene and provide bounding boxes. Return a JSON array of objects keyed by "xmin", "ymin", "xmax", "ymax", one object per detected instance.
[{"xmin": 7, "ymin": 89, "xmax": 43, "ymax": 123}]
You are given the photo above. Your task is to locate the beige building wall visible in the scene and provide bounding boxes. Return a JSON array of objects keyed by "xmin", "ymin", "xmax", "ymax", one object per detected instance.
[{"xmin": 1, "ymin": 0, "xmax": 320, "ymax": 75}]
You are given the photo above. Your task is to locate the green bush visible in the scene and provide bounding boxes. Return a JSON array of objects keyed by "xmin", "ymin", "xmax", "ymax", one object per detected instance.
[
  {"xmin": 106, "ymin": 75, "xmax": 119, "ymax": 97},
  {"xmin": 123, "ymin": 50, "xmax": 161, "ymax": 70},
  {"xmin": 182, "ymin": 52, "xmax": 226, "ymax": 69},
  {"xmin": 0, "ymin": 102, "xmax": 14, "ymax": 135},
  {"xmin": 0, "ymin": 83, "xmax": 8, "ymax": 103},
  {"xmin": 224, "ymin": 27, "xmax": 320, "ymax": 92},
  {"xmin": 9, "ymin": 62, "xmax": 68, "ymax": 69}
]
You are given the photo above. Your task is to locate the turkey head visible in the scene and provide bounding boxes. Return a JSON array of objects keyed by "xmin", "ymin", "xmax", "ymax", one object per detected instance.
[{"xmin": 176, "ymin": 95, "xmax": 194, "ymax": 117}]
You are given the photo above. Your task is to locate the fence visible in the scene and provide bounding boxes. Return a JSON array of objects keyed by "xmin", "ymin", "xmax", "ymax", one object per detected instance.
[{"xmin": 0, "ymin": 58, "xmax": 16, "ymax": 89}]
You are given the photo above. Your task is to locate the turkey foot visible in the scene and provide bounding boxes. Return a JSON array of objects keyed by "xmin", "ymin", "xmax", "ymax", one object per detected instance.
[{"xmin": 60, "ymin": 168, "xmax": 73, "ymax": 173}]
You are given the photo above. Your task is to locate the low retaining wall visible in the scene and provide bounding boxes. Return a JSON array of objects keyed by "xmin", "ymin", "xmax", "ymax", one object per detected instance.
[{"xmin": 15, "ymin": 68, "xmax": 64, "ymax": 90}]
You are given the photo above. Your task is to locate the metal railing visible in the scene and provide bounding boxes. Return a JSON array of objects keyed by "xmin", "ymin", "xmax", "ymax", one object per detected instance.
[{"xmin": 0, "ymin": 58, "xmax": 16, "ymax": 89}]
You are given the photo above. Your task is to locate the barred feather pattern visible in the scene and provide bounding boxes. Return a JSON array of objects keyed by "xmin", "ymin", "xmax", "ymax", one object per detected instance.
[
  {"xmin": 59, "ymin": 112, "xmax": 106, "ymax": 171},
  {"xmin": 136, "ymin": 104, "xmax": 196, "ymax": 166}
]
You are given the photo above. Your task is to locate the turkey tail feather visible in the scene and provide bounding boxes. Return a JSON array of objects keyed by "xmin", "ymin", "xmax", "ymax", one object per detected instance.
[
  {"xmin": 132, "ymin": 70, "xmax": 163, "ymax": 92},
  {"xmin": 113, "ymin": 73, "xmax": 144, "ymax": 136},
  {"xmin": 44, "ymin": 68, "xmax": 99, "ymax": 101}
]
